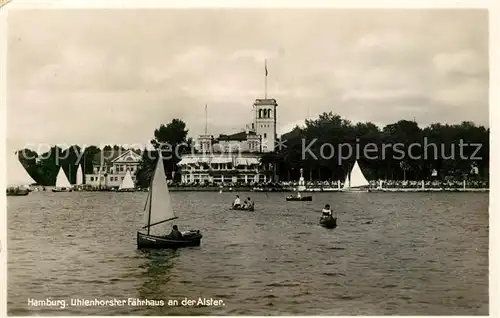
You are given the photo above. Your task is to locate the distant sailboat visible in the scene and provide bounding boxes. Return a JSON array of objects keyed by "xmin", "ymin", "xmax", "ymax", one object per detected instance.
[
  {"xmin": 286, "ymin": 168, "xmax": 312, "ymax": 201},
  {"xmin": 137, "ymin": 153, "xmax": 202, "ymax": 249},
  {"xmin": 118, "ymin": 170, "xmax": 135, "ymax": 192},
  {"xmin": 342, "ymin": 160, "xmax": 370, "ymax": 192},
  {"xmin": 52, "ymin": 167, "xmax": 73, "ymax": 192},
  {"xmin": 73, "ymin": 165, "xmax": 84, "ymax": 191},
  {"xmin": 7, "ymin": 151, "xmax": 35, "ymax": 196},
  {"xmin": 76, "ymin": 165, "xmax": 83, "ymax": 185}
]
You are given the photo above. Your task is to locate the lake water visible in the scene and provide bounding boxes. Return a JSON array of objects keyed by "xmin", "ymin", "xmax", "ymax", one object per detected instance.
[{"xmin": 7, "ymin": 191, "xmax": 488, "ymax": 315}]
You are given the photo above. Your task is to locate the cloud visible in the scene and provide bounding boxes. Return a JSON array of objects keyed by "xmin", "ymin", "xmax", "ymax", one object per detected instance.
[
  {"xmin": 433, "ymin": 49, "xmax": 488, "ymax": 77},
  {"xmin": 341, "ymin": 89, "xmax": 424, "ymax": 102},
  {"xmin": 6, "ymin": 9, "xmax": 489, "ymax": 150}
]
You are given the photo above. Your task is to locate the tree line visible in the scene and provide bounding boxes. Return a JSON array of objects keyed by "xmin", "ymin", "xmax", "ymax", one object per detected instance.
[
  {"xmin": 15, "ymin": 119, "xmax": 191, "ymax": 187},
  {"xmin": 15, "ymin": 113, "xmax": 489, "ymax": 186},
  {"xmin": 262, "ymin": 112, "xmax": 489, "ymax": 182}
]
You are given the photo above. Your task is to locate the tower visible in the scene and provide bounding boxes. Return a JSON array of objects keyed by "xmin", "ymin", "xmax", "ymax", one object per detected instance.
[
  {"xmin": 253, "ymin": 98, "xmax": 278, "ymax": 153},
  {"xmin": 198, "ymin": 104, "xmax": 212, "ymax": 153}
]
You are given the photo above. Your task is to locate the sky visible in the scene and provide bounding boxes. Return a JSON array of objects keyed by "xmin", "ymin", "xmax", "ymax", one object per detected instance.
[{"xmin": 6, "ymin": 9, "xmax": 489, "ymax": 151}]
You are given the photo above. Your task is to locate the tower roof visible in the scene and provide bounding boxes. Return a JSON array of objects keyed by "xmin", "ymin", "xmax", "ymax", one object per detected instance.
[
  {"xmin": 254, "ymin": 98, "xmax": 278, "ymax": 106},
  {"xmin": 216, "ymin": 131, "xmax": 248, "ymax": 142}
]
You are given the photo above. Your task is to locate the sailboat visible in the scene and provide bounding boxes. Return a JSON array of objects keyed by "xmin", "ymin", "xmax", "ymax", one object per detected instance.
[
  {"xmin": 286, "ymin": 168, "xmax": 312, "ymax": 201},
  {"xmin": 52, "ymin": 167, "xmax": 73, "ymax": 192},
  {"xmin": 137, "ymin": 153, "xmax": 202, "ymax": 249},
  {"xmin": 342, "ymin": 160, "xmax": 370, "ymax": 192},
  {"xmin": 118, "ymin": 170, "xmax": 136, "ymax": 192},
  {"xmin": 7, "ymin": 151, "xmax": 36, "ymax": 196},
  {"xmin": 74, "ymin": 165, "xmax": 84, "ymax": 191}
]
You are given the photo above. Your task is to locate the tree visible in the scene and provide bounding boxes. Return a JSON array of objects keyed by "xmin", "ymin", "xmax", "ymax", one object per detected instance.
[{"xmin": 136, "ymin": 118, "xmax": 191, "ymax": 186}]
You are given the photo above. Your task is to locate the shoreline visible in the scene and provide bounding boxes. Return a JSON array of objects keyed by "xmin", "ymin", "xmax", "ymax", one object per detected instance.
[{"xmin": 36, "ymin": 186, "xmax": 489, "ymax": 193}]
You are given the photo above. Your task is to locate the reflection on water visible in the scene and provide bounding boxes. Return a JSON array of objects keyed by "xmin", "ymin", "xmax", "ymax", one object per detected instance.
[
  {"xmin": 8, "ymin": 191, "xmax": 488, "ymax": 315},
  {"xmin": 138, "ymin": 249, "xmax": 178, "ymax": 294}
]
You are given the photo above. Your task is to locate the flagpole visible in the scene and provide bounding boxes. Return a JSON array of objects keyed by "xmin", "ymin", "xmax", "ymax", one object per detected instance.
[
  {"xmin": 205, "ymin": 104, "xmax": 208, "ymax": 135},
  {"xmin": 265, "ymin": 59, "xmax": 268, "ymax": 99}
]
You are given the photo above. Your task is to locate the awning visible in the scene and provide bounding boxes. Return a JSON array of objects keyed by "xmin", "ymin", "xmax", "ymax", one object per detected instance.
[
  {"xmin": 211, "ymin": 157, "xmax": 232, "ymax": 164},
  {"xmin": 196, "ymin": 157, "xmax": 210, "ymax": 164},
  {"xmin": 235, "ymin": 158, "xmax": 248, "ymax": 166},
  {"xmin": 246, "ymin": 158, "xmax": 260, "ymax": 165},
  {"xmin": 177, "ymin": 158, "xmax": 196, "ymax": 165}
]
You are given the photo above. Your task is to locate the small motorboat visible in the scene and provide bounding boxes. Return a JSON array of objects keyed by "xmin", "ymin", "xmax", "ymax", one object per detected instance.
[
  {"xmin": 231, "ymin": 205, "xmax": 254, "ymax": 211},
  {"xmin": 6, "ymin": 188, "xmax": 30, "ymax": 196},
  {"xmin": 286, "ymin": 195, "xmax": 312, "ymax": 201},
  {"xmin": 137, "ymin": 230, "xmax": 202, "ymax": 249},
  {"xmin": 319, "ymin": 216, "xmax": 337, "ymax": 229}
]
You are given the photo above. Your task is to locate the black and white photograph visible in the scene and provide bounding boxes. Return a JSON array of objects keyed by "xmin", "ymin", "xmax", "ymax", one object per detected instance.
[{"xmin": 2, "ymin": 1, "xmax": 494, "ymax": 316}]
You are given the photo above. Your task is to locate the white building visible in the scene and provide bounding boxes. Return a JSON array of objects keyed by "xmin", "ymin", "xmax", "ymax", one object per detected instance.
[
  {"xmin": 85, "ymin": 149, "xmax": 142, "ymax": 188},
  {"xmin": 178, "ymin": 153, "xmax": 269, "ymax": 184},
  {"xmin": 177, "ymin": 98, "xmax": 278, "ymax": 185}
]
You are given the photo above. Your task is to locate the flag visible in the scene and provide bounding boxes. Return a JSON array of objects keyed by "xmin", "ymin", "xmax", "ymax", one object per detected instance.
[{"xmin": 265, "ymin": 59, "xmax": 268, "ymax": 77}]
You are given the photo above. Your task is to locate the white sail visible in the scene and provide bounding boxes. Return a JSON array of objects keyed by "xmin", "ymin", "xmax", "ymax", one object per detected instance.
[
  {"xmin": 343, "ymin": 160, "xmax": 369, "ymax": 189},
  {"xmin": 143, "ymin": 155, "xmax": 176, "ymax": 229},
  {"xmin": 342, "ymin": 175, "xmax": 349, "ymax": 189},
  {"xmin": 55, "ymin": 167, "xmax": 72, "ymax": 188},
  {"xmin": 76, "ymin": 165, "xmax": 83, "ymax": 185},
  {"xmin": 119, "ymin": 170, "xmax": 135, "ymax": 190},
  {"xmin": 7, "ymin": 151, "xmax": 36, "ymax": 187}
]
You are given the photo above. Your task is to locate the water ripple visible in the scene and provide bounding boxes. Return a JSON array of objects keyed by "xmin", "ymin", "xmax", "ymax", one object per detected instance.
[{"xmin": 7, "ymin": 191, "xmax": 488, "ymax": 315}]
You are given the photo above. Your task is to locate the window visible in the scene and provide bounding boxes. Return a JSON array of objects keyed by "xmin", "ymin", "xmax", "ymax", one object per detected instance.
[
  {"xmin": 90, "ymin": 177, "xmax": 94, "ymax": 181},
  {"xmin": 264, "ymin": 133, "xmax": 267, "ymax": 138}
]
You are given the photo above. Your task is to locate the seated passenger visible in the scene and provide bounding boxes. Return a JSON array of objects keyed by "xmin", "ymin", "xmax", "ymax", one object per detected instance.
[
  {"xmin": 322, "ymin": 204, "xmax": 333, "ymax": 217},
  {"xmin": 168, "ymin": 225, "xmax": 183, "ymax": 239}
]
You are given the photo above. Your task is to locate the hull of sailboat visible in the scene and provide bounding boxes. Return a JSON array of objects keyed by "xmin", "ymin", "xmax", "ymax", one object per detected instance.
[
  {"xmin": 319, "ymin": 216, "xmax": 337, "ymax": 229},
  {"xmin": 137, "ymin": 231, "xmax": 202, "ymax": 249},
  {"xmin": 52, "ymin": 187, "xmax": 73, "ymax": 192},
  {"xmin": 286, "ymin": 196, "xmax": 312, "ymax": 201},
  {"xmin": 341, "ymin": 187, "xmax": 369, "ymax": 193}
]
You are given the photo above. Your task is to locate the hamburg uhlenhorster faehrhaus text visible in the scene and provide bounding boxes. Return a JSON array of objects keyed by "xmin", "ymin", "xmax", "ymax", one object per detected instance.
[{"xmin": 28, "ymin": 298, "xmax": 165, "ymax": 309}]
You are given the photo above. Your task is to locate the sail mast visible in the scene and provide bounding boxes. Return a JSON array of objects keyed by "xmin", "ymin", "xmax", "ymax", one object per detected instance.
[{"xmin": 146, "ymin": 155, "xmax": 157, "ymax": 235}]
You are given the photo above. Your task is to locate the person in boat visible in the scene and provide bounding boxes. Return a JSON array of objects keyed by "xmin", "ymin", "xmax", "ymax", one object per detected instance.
[
  {"xmin": 246, "ymin": 197, "xmax": 254, "ymax": 209},
  {"xmin": 322, "ymin": 204, "xmax": 333, "ymax": 217},
  {"xmin": 233, "ymin": 195, "xmax": 241, "ymax": 208},
  {"xmin": 168, "ymin": 225, "xmax": 183, "ymax": 239}
]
